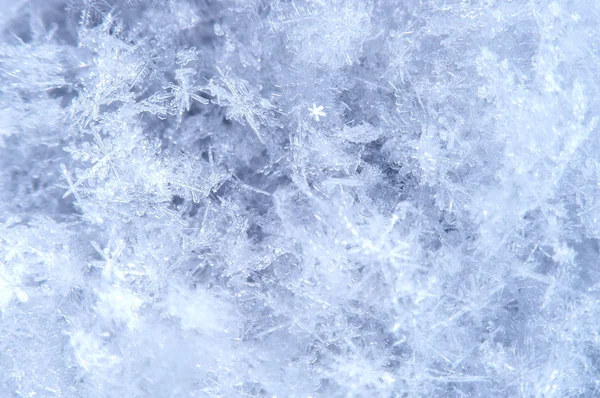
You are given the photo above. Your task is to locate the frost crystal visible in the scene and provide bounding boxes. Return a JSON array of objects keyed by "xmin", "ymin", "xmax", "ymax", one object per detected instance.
[
  {"xmin": 308, "ymin": 103, "xmax": 326, "ymax": 122},
  {"xmin": 2, "ymin": 1, "xmax": 600, "ymax": 397}
]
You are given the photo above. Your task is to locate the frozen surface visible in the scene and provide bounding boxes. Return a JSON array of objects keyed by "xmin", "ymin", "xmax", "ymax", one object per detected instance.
[{"xmin": 1, "ymin": 0, "xmax": 600, "ymax": 397}]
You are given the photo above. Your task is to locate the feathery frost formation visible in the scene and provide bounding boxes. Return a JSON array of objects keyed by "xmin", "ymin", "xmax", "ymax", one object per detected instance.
[{"xmin": 1, "ymin": 0, "xmax": 600, "ymax": 397}]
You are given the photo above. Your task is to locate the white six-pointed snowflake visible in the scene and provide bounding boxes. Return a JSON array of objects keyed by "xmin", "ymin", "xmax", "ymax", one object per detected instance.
[{"xmin": 308, "ymin": 103, "xmax": 326, "ymax": 121}]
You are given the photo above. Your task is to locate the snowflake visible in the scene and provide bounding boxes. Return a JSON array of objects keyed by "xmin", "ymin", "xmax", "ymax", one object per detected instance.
[{"xmin": 308, "ymin": 103, "xmax": 326, "ymax": 121}]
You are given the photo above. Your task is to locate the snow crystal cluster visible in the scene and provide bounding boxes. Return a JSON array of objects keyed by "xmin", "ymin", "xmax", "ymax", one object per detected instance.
[{"xmin": 2, "ymin": 0, "xmax": 600, "ymax": 397}]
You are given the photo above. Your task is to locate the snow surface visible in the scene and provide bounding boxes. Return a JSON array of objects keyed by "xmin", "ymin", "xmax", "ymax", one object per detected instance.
[{"xmin": 1, "ymin": 0, "xmax": 600, "ymax": 397}]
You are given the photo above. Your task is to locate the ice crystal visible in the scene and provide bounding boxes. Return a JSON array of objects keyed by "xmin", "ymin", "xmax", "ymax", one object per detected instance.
[
  {"xmin": 1, "ymin": 1, "xmax": 600, "ymax": 397},
  {"xmin": 308, "ymin": 103, "xmax": 326, "ymax": 122}
]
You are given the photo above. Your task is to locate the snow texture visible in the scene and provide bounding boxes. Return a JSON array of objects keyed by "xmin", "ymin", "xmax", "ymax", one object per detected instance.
[{"xmin": 1, "ymin": 0, "xmax": 600, "ymax": 397}]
